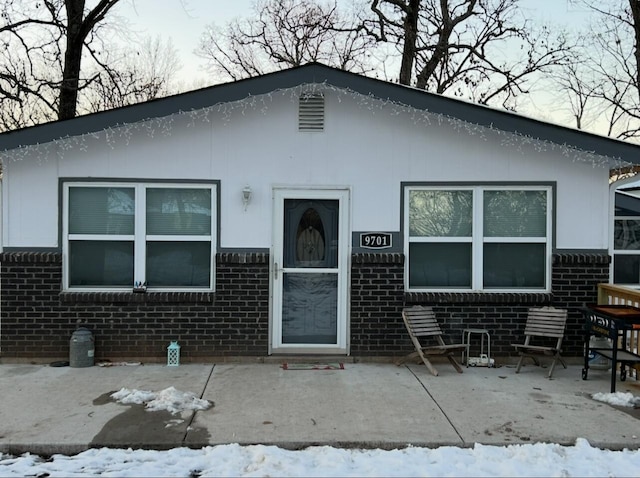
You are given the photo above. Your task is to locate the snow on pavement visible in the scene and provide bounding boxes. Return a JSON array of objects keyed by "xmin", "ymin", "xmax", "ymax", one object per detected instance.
[
  {"xmin": 0, "ymin": 389, "xmax": 639, "ymax": 477},
  {"xmin": 1, "ymin": 439, "xmax": 640, "ymax": 477}
]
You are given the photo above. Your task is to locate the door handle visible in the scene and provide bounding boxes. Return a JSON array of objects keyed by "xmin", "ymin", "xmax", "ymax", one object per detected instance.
[{"xmin": 274, "ymin": 262, "xmax": 278, "ymax": 279}]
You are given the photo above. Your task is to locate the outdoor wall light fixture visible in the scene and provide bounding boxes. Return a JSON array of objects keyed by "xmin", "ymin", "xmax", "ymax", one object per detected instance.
[{"xmin": 242, "ymin": 185, "xmax": 252, "ymax": 211}]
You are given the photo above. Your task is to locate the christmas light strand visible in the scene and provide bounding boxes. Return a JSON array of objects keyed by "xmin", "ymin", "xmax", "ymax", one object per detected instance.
[{"xmin": 0, "ymin": 82, "xmax": 629, "ymax": 173}]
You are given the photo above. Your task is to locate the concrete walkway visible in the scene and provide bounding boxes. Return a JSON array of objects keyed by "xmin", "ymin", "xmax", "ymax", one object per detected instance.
[{"xmin": 0, "ymin": 361, "xmax": 638, "ymax": 456}]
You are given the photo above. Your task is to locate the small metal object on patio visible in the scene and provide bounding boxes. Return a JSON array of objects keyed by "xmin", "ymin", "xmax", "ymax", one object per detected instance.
[
  {"xmin": 588, "ymin": 336, "xmax": 612, "ymax": 370},
  {"xmin": 167, "ymin": 341, "xmax": 180, "ymax": 366},
  {"xmin": 69, "ymin": 327, "xmax": 94, "ymax": 368}
]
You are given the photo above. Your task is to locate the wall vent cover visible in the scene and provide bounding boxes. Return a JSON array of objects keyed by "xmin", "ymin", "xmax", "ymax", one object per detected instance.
[{"xmin": 298, "ymin": 94, "xmax": 325, "ymax": 131}]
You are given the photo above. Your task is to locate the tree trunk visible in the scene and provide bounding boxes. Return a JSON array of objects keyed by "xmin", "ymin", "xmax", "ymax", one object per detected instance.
[
  {"xmin": 399, "ymin": 0, "xmax": 421, "ymax": 85},
  {"xmin": 59, "ymin": 0, "xmax": 86, "ymax": 120},
  {"xmin": 416, "ymin": 24, "xmax": 451, "ymax": 90}
]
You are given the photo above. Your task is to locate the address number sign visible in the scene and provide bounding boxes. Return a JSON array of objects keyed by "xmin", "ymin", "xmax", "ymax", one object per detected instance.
[{"xmin": 360, "ymin": 232, "xmax": 392, "ymax": 249}]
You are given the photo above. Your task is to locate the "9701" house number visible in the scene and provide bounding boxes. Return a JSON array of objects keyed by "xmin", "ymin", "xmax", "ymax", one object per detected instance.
[{"xmin": 360, "ymin": 232, "xmax": 392, "ymax": 249}]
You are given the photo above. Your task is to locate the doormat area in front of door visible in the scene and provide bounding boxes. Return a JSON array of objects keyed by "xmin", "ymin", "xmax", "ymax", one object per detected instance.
[{"xmin": 281, "ymin": 362, "xmax": 345, "ymax": 370}]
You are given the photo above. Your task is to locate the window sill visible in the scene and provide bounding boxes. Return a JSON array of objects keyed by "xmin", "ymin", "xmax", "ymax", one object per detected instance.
[
  {"xmin": 60, "ymin": 291, "xmax": 215, "ymax": 304},
  {"xmin": 405, "ymin": 291, "xmax": 553, "ymax": 304}
]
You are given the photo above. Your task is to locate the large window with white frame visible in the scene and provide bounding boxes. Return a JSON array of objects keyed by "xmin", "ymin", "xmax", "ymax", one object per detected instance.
[
  {"xmin": 613, "ymin": 217, "xmax": 640, "ymax": 286},
  {"xmin": 405, "ymin": 185, "xmax": 552, "ymax": 291},
  {"xmin": 612, "ymin": 190, "xmax": 640, "ymax": 286},
  {"xmin": 63, "ymin": 182, "xmax": 216, "ymax": 291}
]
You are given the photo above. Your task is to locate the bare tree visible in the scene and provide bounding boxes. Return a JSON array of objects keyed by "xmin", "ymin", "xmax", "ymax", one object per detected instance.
[
  {"xmin": 196, "ymin": 0, "xmax": 377, "ymax": 81},
  {"xmin": 1, "ymin": 0, "xmax": 120, "ymax": 127},
  {"xmin": 59, "ymin": 0, "xmax": 121, "ymax": 119},
  {"xmin": 362, "ymin": 0, "xmax": 573, "ymax": 109},
  {"xmin": 547, "ymin": 50, "xmax": 603, "ymax": 132},
  {"xmin": 555, "ymin": 1, "xmax": 640, "ymax": 141},
  {"xmin": 82, "ymin": 36, "xmax": 182, "ymax": 113},
  {"xmin": 0, "ymin": 0, "xmax": 180, "ymax": 131}
]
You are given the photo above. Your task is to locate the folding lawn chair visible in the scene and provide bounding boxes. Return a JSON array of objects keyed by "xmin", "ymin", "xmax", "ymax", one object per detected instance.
[
  {"xmin": 396, "ymin": 305, "xmax": 467, "ymax": 376},
  {"xmin": 511, "ymin": 306, "xmax": 568, "ymax": 379}
]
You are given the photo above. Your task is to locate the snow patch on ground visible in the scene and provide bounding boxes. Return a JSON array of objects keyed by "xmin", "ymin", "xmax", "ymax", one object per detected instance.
[
  {"xmin": 111, "ymin": 386, "xmax": 212, "ymax": 414},
  {"xmin": 592, "ymin": 391, "xmax": 640, "ymax": 407}
]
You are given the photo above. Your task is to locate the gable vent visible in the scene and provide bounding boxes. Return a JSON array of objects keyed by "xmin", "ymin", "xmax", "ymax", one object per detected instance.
[{"xmin": 298, "ymin": 94, "xmax": 325, "ymax": 131}]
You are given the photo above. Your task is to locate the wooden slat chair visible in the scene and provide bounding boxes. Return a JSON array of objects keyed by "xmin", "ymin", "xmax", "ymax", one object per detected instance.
[
  {"xmin": 511, "ymin": 306, "xmax": 568, "ymax": 379},
  {"xmin": 397, "ymin": 305, "xmax": 467, "ymax": 376}
]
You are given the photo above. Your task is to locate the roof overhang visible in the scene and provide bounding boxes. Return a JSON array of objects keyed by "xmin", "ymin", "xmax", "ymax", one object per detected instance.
[{"xmin": 1, "ymin": 63, "xmax": 639, "ymax": 167}]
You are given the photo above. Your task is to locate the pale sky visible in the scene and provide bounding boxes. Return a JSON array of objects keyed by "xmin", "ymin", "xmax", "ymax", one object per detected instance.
[
  {"xmin": 116, "ymin": 0, "xmax": 255, "ymax": 83},
  {"xmin": 116, "ymin": 0, "xmax": 593, "ymax": 87}
]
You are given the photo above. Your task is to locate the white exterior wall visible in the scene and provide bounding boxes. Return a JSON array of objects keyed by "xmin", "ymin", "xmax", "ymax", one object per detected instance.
[{"xmin": 1, "ymin": 90, "xmax": 611, "ymax": 250}]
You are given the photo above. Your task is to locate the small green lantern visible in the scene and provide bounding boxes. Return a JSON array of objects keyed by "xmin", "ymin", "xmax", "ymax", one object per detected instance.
[{"xmin": 167, "ymin": 341, "xmax": 180, "ymax": 366}]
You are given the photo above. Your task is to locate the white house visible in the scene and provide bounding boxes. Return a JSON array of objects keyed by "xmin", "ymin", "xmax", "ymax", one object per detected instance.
[{"xmin": 1, "ymin": 63, "xmax": 637, "ymax": 362}]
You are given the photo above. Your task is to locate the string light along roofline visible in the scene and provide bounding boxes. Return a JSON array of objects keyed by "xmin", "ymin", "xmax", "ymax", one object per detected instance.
[{"xmin": 0, "ymin": 63, "xmax": 635, "ymax": 172}]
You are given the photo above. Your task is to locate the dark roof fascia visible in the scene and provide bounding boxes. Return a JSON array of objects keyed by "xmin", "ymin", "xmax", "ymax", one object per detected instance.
[{"xmin": 2, "ymin": 63, "xmax": 640, "ymax": 165}]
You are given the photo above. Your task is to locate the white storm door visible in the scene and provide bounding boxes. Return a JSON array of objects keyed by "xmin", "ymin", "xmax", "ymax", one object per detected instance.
[{"xmin": 271, "ymin": 188, "xmax": 349, "ymax": 353}]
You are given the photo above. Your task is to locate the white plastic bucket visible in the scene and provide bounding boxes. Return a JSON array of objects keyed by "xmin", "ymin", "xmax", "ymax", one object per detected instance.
[{"xmin": 588, "ymin": 336, "xmax": 611, "ymax": 370}]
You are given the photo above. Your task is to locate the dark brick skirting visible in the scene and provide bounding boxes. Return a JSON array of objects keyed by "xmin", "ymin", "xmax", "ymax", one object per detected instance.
[
  {"xmin": 350, "ymin": 253, "xmax": 405, "ymax": 356},
  {"xmin": 405, "ymin": 253, "xmax": 610, "ymax": 357},
  {"xmin": 350, "ymin": 251, "xmax": 610, "ymax": 358},
  {"xmin": 0, "ymin": 250, "xmax": 611, "ymax": 360},
  {"xmin": 0, "ymin": 251, "xmax": 269, "ymax": 361},
  {"xmin": 551, "ymin": 252, "xmax": 610, "ymax": 356}
]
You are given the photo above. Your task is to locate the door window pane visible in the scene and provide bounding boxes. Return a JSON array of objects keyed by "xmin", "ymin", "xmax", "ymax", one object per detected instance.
[
  {"xmin": 484, "ymin": 190, "xmax": 546, "ymax": 237},
  {"xmin": 483, "ymin": 243, "xmax": 545, "ymax": 288},
  {"xmin": 146, "ymin": 188, "xmax": 212, "ymax": 236},
  {"xmin": 69, "ymin": 241, "xmax": 133, "ymax": 286},
  {"xmin": 69, "ymin": 187, "xmax": 134, "ymax": 235},
  {"xmin": 283, "ymin": 199, "xmax": 339, "ymax": 268},
  {"xmin": 409, "ymin": 190, "xmax": 472, "ymax": 237},
  {"xmin": 146, "ymin": 241, "xmax": 211, "ymax": 287},
  {"xmin": 409, "ymin": 243, "xmax": 471, "ymax": 287},
  {"xmin": 282, "ymin": 273, "xmax": 338, "ymax": 344}
]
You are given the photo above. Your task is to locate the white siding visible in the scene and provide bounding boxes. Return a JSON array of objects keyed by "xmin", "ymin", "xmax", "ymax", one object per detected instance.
[{"xmin": 2, "ymin": 90, "xmax": 611, "ymax": 250}]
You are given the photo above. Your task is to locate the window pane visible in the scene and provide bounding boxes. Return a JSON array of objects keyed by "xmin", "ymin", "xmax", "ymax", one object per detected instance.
[
  {"xmin": 69, "ymin": 241, "xmax": 133, "ymax": 286},
  {"xmin": 614, "ymin": 254, "xmax": 640, "ymax": 284},
  {"xmin": 614, "ymin": 220, "xmax": 640, "ymax": 250},
  {"xmin": 146, "ymin": 188, "xmax": 212, "ymax": 235},
  {"xmin": 409, "ymin": 243, "xmax": 471, "ymax": 288},
  {"xmin": 69, "ymin": 187, "xmax": 134, "ymax": 235},
  {"xmin": 483, "ymin": 243, "xmax": 545, "ymax": 288},
  {"xmin": 146, "ymin": 241, "xmax": 211, "ymax": 287},
  {"xmin": 282, "ymin": 273, "xmax": 337, "ymax": 344},
  {"xmin": 409, "ymin": 190, "xmax": 472, "ymax": 237},
  {"xmin": 484, "ymin": 190, "xmax": 546, "ymax": 237}
]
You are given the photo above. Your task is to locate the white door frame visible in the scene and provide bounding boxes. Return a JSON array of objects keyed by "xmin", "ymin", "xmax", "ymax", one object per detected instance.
[{"xmin": 270, "ymin": 186, "xmax": 350, "ymax": 354}]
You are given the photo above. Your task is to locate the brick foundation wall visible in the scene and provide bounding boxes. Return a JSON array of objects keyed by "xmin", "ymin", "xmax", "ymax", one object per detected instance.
[
  {"xmin": 350, "ymin": 253, "xmax": 405, "ymax": 355},
  {"xmin": 403, "ymin": 252, "xmax": 610, "ymax": 357},
  {"xmin": 0, "ymin": 252, "xmax": 269, "ymax": 361},
  {"xmin": 0, "ymin": 250, "xmax": 610, "ymax": 360},
  {"xmin": 551, "ymin": 252, "xmax": 611, "ymax": 355}
]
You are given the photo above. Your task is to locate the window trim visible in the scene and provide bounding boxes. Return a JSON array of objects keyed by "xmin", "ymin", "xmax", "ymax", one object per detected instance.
[
  {"xmin": 62, "ymin": 181, "xmax": 217, "ymax": 292},
  {"xmin": 403, "ymin": 184, "xmax": 553, "ymax": 293}
]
